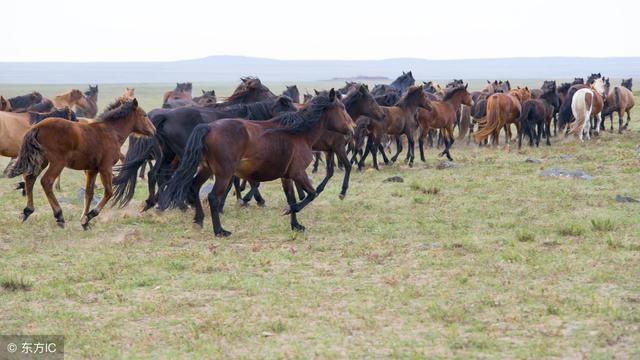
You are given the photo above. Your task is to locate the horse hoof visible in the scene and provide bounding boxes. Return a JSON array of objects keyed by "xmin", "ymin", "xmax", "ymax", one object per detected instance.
[
  {"xmin": 257, "ymin": 201, "xmax": 266, "ymax": 208},
  {"xmin": 239, "ymin": 201, "xmax": 250, "ymax": 207},
  {"xmin": 81, "ymin": 222, "xmax": 91, "ymax": 231},
  {"xmin": 408, "ymin": 162, "xmax": 413, "ymax": 168},
  {"xmin": 339, "ymin": 193, "xmax": 346, "ymax": 200},
  {"xmin": 192, "ymin": 221, "xmax": 203, "ymax": 229},
  {"xmin": 21, "ymin": 208, "xmax": 34, "ymax": 222},
  {"xmin": 215, "ymin": 230, "xmax": 232, "ymax": 237},
  {"xmin": 57, "ymin": 221, "xmax": 65, "ymax": 229},
  {"xmin": 292, "ymin": 224, "xmax": 306, "ymax": 232}
]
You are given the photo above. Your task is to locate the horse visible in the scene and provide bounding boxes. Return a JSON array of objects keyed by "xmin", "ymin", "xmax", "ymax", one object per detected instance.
[
  {"xmin": 587, "ymin": 73, "xmax": 602, "ymax": 84},
  {"xmin": 122, "ymin": 88, "xmax": 135, "ymax": 100},
  {"xmin": 7, "ymin": 98, "xmax": 155, "ymax": 229},
  {"xmin": 157, "ymin": 90, "xmax": 354, "ymax": 237},
  {"xmin": 162, "ymin": 83, "xmax": 192, "ymax": 107},
  {"xmin": 602, "ymin": 78, "xmax": 635, "ymax": 133},
  {"xmin": 0, "ymin": 96, "xmax": 11, "ymax": 111},
  {"xmin": 282, "ymin": 85, "xmax": 300, "ymax": 104},
  {"xmin": 518, "ymin": 84, "xmax": 559, "ymax": 148},
  {"xmin": 621, "ymin": 78, "xmax": 633, "ymax": 90},
  {"xmin": 568, "ymin": 78, "xmax": 605, "ymax": 140},
  {"xmin": 76, "ymin": 85, "xmax": 98, "ymax": 118},
  {"xmin": 0, "ymin": 107, "xmax": 77, "ymax": 159},
  {"xmin": 572, "ymin": 78, "xmax": 585, "ymax": 85},
  {"xmin": 415, "ymin": 84, "xmax": 472, "ymax": 161},
  {"xmin": 356, "ymin": 85, "xmax": 432, "ymax": 169},
  {"xmin": 112, "ymin": 96, "xmax": 297, "ymax": 210},
  {"xmin": 193, "ymin": 90, "xmax": 217, "ymax": 106},
  {"xmin": 52, "ymin": 89, "xmax": 86, "ymax": 109},
  {"xmin": 474, "ymin": 87, "xmax": 524, "ymax": 146},
  {"xmin": 4, "ymin": 92, "xmax": 44, "ymax": 112}
]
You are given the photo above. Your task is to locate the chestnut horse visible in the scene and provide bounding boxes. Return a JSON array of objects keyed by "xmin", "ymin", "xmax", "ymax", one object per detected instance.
[
  {"xmin": 75, "ymin": 85, "xmax": 99, "ymax": 118},
  {"xmin": 8, "ymin": 99, "xmax": 155, "ymax": 229},
  {"xmin": 415, "ymin": 84, "xmax": 472, "ymax": 161},
  {"xmin": 52, "ymin": 89, "xmax": 86, "ymax": 109},
  {"xmin": 474, "ymin": 88, "xmax": 525, "ymax": 145},
  {"xmin": 603, "ymin": 78, "xmax": 635, "ymax": 133},
  {"xmin": 158, "ymin": 90, "xmax": 354, "ymax": 237}
]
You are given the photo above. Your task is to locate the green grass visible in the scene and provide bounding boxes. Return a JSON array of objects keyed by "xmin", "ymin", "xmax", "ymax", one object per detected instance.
[{"xmin": 0, "ymin": 86, "xmax": 638, "ymax": 358}]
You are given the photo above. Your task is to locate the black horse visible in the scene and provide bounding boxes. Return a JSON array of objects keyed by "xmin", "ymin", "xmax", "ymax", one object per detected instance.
[
  {"xmin": 282, "ymin": 85, "xmax": 300, "ymax": 104},
  {"xmin": 6, "ymin": 92, "xmax": 44, "ymax": 113},
  {"xmin": 518, "ymin": 84, "xmax": 559, "ymax": 147},
  {"xmin": 621, "ymin": 78, "xmax": 633, "ymax": 91}
]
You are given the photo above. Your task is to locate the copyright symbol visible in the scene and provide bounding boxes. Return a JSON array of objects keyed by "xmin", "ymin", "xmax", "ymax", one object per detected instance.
[{"xmin": 7, "ymin": 342, "xmax": 17, "ymax": 353}]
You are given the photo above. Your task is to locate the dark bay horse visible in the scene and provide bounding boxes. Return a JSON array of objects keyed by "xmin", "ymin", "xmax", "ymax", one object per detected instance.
[
  {"xmin": 193, "ymin": 90, "xmax": 217, "ymax": 106},
  {"xmin": 76, "ymin": 85, "xmax": 98, "ymax": 118},
  {"xmin": 162, "ymin": 83, "xmax": 193, "ymax": 108},
  {"xmin": 357, "ymin": 85, "xmax": 432, "ymax": 169},
  {"xmin": 5, "ymin": 92, "xmax": 44, "ymax": 112},
  {"xmin": 158, "ymin": 90, "xmax": 354, "ymax": 237},
  {"xmin": 112, "ymin": 96, "xmax": 297, "ymax": 209},
  {"xmin": 282, "ymin": 85, "xmax": 300, "ymax": 104},
  {"xmin": 518, "ymin": 84, "xmax": 558, "ymax": 148},
  {"xmin": 8, "ymin": 99, "xmax": 155, "ymax": 229},
  {"xmin": 621, "ymin": 78, "xmax": 632, "ymax": 90},
  {"xmin": 415, "ymin": 84, "xmax": 472, "ymax": 161}
]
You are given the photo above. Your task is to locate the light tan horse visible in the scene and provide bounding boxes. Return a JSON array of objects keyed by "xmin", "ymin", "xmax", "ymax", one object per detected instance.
[
  {"xmin": 0, "ymin": 96, "xmax": 12, "ymax": 111},
  {"xmin": 52, "ymin": 89, "xmax": 86, "ymax": 108},
  {"xmin": 603, "ymin": 78, "xmax": 635, "ymax": 133},
  {"xmin": 569, "ymin": 78, "xmax": 605, "ymax": 140}
]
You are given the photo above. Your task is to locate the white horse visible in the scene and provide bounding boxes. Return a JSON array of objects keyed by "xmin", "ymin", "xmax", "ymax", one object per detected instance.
[{"xmin": 570, "ymin": 78, "xmax": 605, "ymax": 141}]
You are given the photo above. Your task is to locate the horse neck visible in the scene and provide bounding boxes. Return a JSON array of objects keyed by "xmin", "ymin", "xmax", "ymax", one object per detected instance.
[
  {"xmin": 102, "ymin": 116, "xmax": 138, "ymax": 145},
  {"xmin": 445, "ymin": 92, "xmax": 464, "ymax": 108}
]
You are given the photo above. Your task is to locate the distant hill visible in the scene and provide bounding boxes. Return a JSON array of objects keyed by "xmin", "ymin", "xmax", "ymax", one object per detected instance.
[{"xmin": 0, "ymin": 55, "xmax": 638, "ymax": 84}]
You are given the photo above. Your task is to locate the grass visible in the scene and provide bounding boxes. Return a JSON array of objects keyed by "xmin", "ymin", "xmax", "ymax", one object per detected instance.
[{"xmin": 0, "ymin": 85, "xmax": 639, "ymax": 358}]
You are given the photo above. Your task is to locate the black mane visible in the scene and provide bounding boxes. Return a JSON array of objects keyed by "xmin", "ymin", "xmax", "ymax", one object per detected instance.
[
  {"xmin": 29, "ymin": 107, "xmax": 77, "ymax": 124},
  {"xmin": 270, "ymin": 94, "xmax": 335, "ymax": 134},
  {"xmin": 442, "ymin": 85, "xmax": 467, "ymax": 101},
  {"xmin": 98, "ymin": 99, "xmax": 137, "ymax": 122},
  {"xmin": 390, "ymin": 71, "xmax": 415, "ymax": 90}
]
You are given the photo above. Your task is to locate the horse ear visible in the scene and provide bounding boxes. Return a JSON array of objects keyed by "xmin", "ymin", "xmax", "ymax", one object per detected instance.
[
  {"xmin": 314, "ymin": 89, "xmax": 320, "ymax": 95},
  {"xmin": 329, "ymin": 88, "xmax": 336, "ymax": 102},
  {"xmin": 487, "ymin": 80, "xmax": 490, "ymax": 84},
  {"xmin": 465, "ymin": 83, "xmax": 468, "ymax": 90},
  {"xmin": 132, "ymin": 98, "xmax": 139, "ymax": 109},
  {"xmin": 202, "ymin": 90, "xmax": 206, "ymax": 94},
  {"xmin": 525, "ymin": 86, "xmax": 529, "ymax": 91}
]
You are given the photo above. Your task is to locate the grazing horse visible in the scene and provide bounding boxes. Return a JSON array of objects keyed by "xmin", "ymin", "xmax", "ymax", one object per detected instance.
[
  {"xmin": 474, "ymin": 88, "xmax": 524, "ymax": 145},
  {"xmin": 357, "ymin": 85, "xmax": 432, "ymax": 169},
  {"xmin": 518, "ymin": 85, "xmax": 558, "ymax": 148},
  {"xmin": 415, "ymin": 84, "xmax": 472, "ymax": 161},
  {"xmin": 112, "ymin": 96, "xmax": 297, "ymax": 209},
  {"xmin": 602, "ymin": 78, "xmax": 635, "ymax": 133},
  {"xmin": 52, "ymin": 89, "xmax": 86, "ymax": 109},
  {"xmin": 282, "ymin": 85, "xmax": 300, "ymax": 104},
  {"xmin": 8, "ymin": 99, "xmax": 155, "ymax": 229},
  {"xmin": 193, "ymin": 90, "xmax": 217, "ymax": 106},
  {"xmin": 568, "ymin": 78, "xmax": 605, "ymax": 140},
  {"xmin": 76, "ymin": 85, "xmax": 99, "ymax": 118},
  {"xmin": 5, "ymin": 92, "xmax": 43, "ymax": 112},
  {"xmin": 621, "ymin": 78, "xmax": 632, "ymax": 90},
  {"xmin": 157, "ymin": 90, "xmax": 354, "ymax": 237}
]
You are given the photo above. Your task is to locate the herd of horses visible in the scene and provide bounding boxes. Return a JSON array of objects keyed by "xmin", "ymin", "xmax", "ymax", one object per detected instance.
[{"xmin": 0, "ymin": 72, "xmax": 635, "ymax": 236}]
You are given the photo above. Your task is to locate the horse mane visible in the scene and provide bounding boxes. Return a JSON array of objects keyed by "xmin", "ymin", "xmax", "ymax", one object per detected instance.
[
  {"xmin": 341, "ymin": 85, "xmax": 367, "ymax": 109},
  {"xmin": 98, "ymin": 99, "xmax": 137, "ymax": 122},
  {"xmin": 396, "ymin": 86, "xmax": 423, "ymax": 107},
  {"xmin": 442, "ymin": 85, "xmax": 467, "ymax": 101},
  {"xmin": 224, "ymin": 77, "xmax": 273, "ymax": 103},
  {"xmin": 270, "ymin": 94, "xmax": 334, "ymax": 134},
  {"xmin": 29, "ymin": 107, "xmax": 77, "ymax": 124},
  {"xmin": 390, "ymin": 71, "xmax": 414, "ymax": 90},
  {"xmin": 557, "ymin": 82, "xmax": 571, "ymax": 94}
]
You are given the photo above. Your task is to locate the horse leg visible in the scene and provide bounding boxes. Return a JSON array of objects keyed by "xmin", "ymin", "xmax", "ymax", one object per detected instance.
[
  {"xmin": 390, "ymin": 135, "xmax": 403, "ymax": 163},
  {"xmin": 251, "ymin": 182, "xmax": 266, "ymax": 207},
  {"xmin": 357, "ymin": 135, "xmax": 373, "ymax": 171},
  {"xmin": 143, "ymin": 154, "xmax": 171, "ymax": 211},
  {"xmin": 80, "ymin": 170, "xmax": 98, "ymax": 227},
  {"xmin": 336, "ymin": 147, "xmax": 351, "ymax": 200},
  {"xmin": 40, "ymin": 162, "xmax": 66, "ymax": 228},
  {"xmin": 315, "ymin": 150, "xmax": 334, "ymax": 195},
  {"xmin": 312, "ymin": 152, "xmax": 321, "ymax": 173},
  {"xmin": 207, "ymin": 174, "xmax": 233, "ymax": 237},
  {"xmin": 55, "ymin": 174, "xmax": 62, "ymax": 191},
  {"xmin": 371, "ymin": 140, "xmax": 380, "ymax": 170},
  {"xmin": 618, "ymin": 111, "xmax": 624, "ymax": 134},
  {"xmin": 191, "ymin": 168, "xmax": 213, "ymax": 227},
  {"xmin": 281, "ymin": 179, "xmax": 304, "ymax": 232},
  {"xmin": 378, "ymin": 143, "xmax": 390, "ymax": 164},
  {"xmin": 21, "ymin": 173, "xmax": 39, "ymax": 222},
  {"xmin": 418, "ymin": 134, "xmax": 426, "ymax": 163},
  {"xmin": 80, "ymin": 169, "xmax": 114, "ymax": 230},
  {"xmin": 406, "ymin": 132, "xmax": 415, "ymax": 167},
  {"xmin": 139, "ymin": 161, "xmax": 147, "ymax": 180},
  {"xmin": 624, "ymin": 110, "xmax": 631, "ymax": 129}
]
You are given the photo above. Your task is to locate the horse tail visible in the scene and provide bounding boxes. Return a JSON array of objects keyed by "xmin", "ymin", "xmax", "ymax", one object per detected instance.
[
  {"xmin": 112, "ymin": 136, "xmax": 159, "ymax": 207},
  {"xmin": 474, "ymin": 97, "xmax": 499, "ymax": 141},
  {"xmin": 558, "ymin": 87, "xmax": 578, "ymax": 130},
  {"xmin": 614, "ymin": 86, "xmax": 621, "ymax": 111},
  {"xmin": 518, "ymin": 102, "xmax": 533, "ymax": 142},
  {"xmin": 158, "ymin": 123, "xmax": 211, "ymax": 210},
  {"xmin": 569, "ymin": 91, "xmax": 592, "ymax": 135},
  {"xmin": 7, "ymin": 128, "xmax": 44, "ymax": 178}
]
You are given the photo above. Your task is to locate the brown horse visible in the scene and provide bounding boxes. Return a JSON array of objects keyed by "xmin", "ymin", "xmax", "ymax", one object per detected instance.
[
  {"xmin": 474, "ymin": 88, "xmax": 525, "ymax": 145},
  {"xmin": 122, "ymin": 88, "xmax": 136, "ymax": 100},
  {"xmin": 416, "ymin": 84, "xmax": 472, "ymax": 161},
  {"xmin": 357, "ymin": 85, "xmax": 431, "ymax": 168},
  {"xmin": 51, "ymin": 89, "xmax": 86, "ymax": 109},
  {"xmin": 0, "ymin": 96, "xmax": 12, "ymax": 111},
  {"xmin": 8, "ymin": 99, "xmax": 155, "ymax": 229},
  {"xmin": 158, "ymin": 90, "xmax": 354, "ymax": 237},
  {"xmin": 603, "ymin": 78, "xmax": 635, "ymax": 133},
  {"xmin": 162, "ymin": 82, "xmax": 193, "ymax": 106},
  {"xmin": 75, "ymin": 85, "xmax": 99, "ymax": 118}
]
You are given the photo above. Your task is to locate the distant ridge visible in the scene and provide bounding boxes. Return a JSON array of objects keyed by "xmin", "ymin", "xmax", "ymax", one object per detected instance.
[
  {"xmin": 1, "ymin": 55, "xmax": 638, "ymax": 84},
  {"xmin": 330, "ymin": 76, "xmax": 390, "ymax": 81}
]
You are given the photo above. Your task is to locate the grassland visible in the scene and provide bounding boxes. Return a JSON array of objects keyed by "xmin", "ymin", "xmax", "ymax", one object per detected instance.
[{"xmin": 0, "ymin": 83, "xmax": 639, "ymax": 359}]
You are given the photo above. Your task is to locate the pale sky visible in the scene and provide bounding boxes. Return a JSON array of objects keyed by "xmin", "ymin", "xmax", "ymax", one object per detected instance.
[{"xmin": 4, "ymin": 0, "xmax": 639, "ymax": 62}]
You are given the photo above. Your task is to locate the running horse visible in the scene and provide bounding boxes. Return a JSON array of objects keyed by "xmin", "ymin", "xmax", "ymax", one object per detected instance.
[
  {"xmin": 52, "ymin": 89, "xmax": 87, "ymax": 109},
  {"xmin": 474, "ymin": 86, "xmax": 527, "ymax": 145},
  {"xmin": 158, "ymin": 90, "xmax": 354, "ymax": 237},
  {"xmin": 415, "ymin": 84, "xmax": 473, "ymax": 161},
  {"xmin": 8, "ymin": 98, "xmax": 155, "ymax": 229},
  {"xmin": 567, "ymin": 78, "xmax": 606, "ymax": 140},
  {"xmin": 4, "ymin": 92, "xmax": 44, "ymax": 112}
]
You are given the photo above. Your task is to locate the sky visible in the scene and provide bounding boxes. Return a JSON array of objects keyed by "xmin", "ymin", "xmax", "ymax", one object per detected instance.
[{"xmin": 4, "ymin": 0, "xmax": 639, "ymax": 62}]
